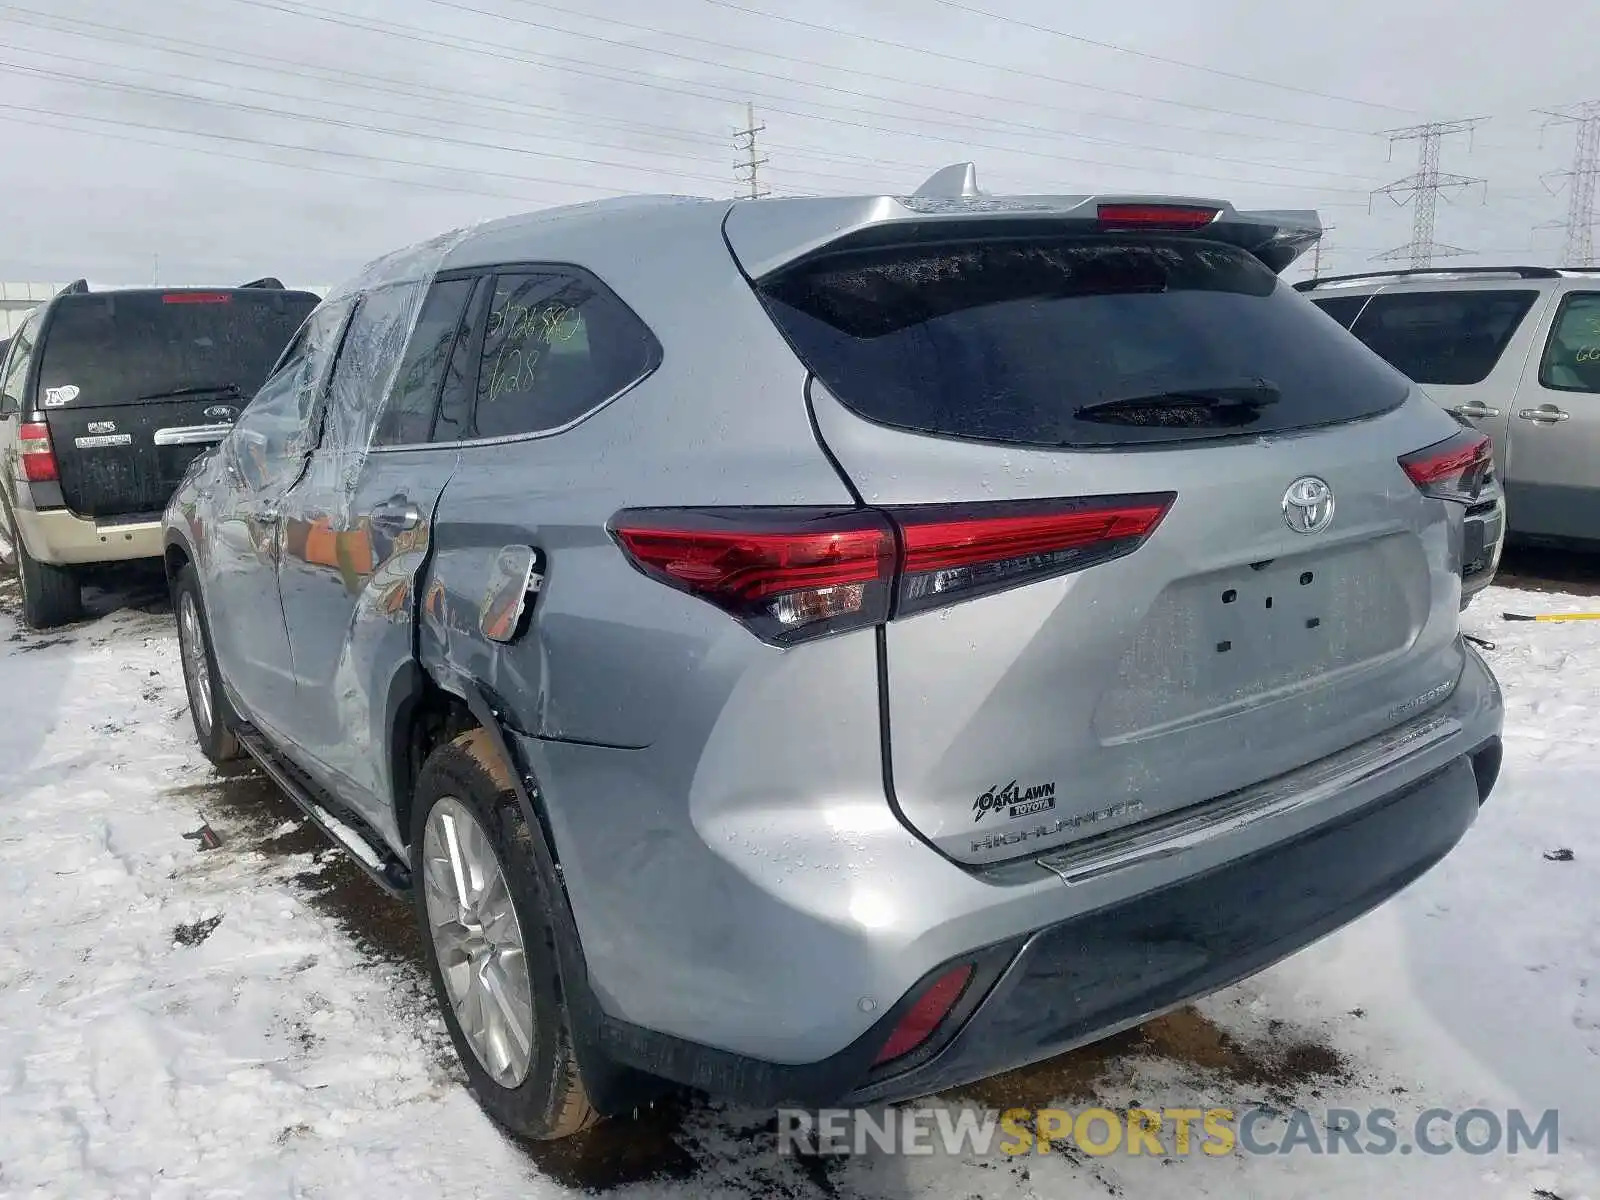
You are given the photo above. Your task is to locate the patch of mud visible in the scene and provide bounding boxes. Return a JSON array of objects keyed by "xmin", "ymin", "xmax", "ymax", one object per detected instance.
[
  {"xmin": 957, "ymin": 1006, "xmax": 1352, "ymax": 1112},
  {"xmin": 172, "ymin": 914, "xmax": 223, "ymax": 946}
]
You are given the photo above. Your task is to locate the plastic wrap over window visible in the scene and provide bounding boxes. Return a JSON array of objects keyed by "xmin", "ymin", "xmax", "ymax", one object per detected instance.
[{"xmin": 306, "ymin": 223, "xmax": 478, "ymax": 521}]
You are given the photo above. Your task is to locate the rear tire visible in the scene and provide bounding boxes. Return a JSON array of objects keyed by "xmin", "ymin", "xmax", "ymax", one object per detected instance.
[
  {"xmin": 15, "ymin": 537, "xmax": 81, "ymax": 630},
  {"xmin": 172, "ymin": 564, "xmax": 242, "ymax": 763},
  {"xmin": 411, "ymin": 729, "xmax": 601, "ymax": 1141}
]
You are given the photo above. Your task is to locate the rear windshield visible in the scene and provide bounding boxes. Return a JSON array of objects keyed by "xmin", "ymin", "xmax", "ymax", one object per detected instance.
[
  {"xmin": 1339, "ymin": 289, "xmax": 1539, "ymax": 386},
  {"xmin": 755, "ymin": 236, "xmax": 1412, "ymax": 448},
  {"xmin": 36, "ymin": 290, "xmax": 319, "ymax": 406}
]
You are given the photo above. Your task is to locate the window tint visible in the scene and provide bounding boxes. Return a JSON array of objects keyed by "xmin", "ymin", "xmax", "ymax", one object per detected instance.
[
  {"xmin": 36, "ymin": 290, "xmax": 319, "ymax": 406},
  {"xmin": 1539, "ymin": 292, "xmax": 1600, "ymax": 394},
  {"xmin": 756, "ymin": 236, "xmax": 1412, "ymax": 448},
  {"xmin": 1344, "ymin": 289, "xmax": 1539, "ymax": 386},
  {"xmin": 2, "ymin": 317, "xmax": 35, "ymax": 414},
  {"xmin": 1309, "ymin": 295, "xmax": 1369, "ymax": 329},
  {"xmin": 322, "ymin": 281, "xmax": 426, "ymax": 454},
  {"xmin": 230, "ymin": 301, "xmax": 350, "ymax": 490},
  {"xmin": 370, "ymin": 278, "xmax": 474, "ymax": 447},
  {"xmin": 471, "ymin": 269, "xmax": 659, "ymax": 439}
]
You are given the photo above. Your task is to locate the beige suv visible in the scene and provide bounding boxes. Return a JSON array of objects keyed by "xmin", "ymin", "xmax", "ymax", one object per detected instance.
[{"xmin": 0, "ymin": 279, "xmax": 317, "ymax": 627}]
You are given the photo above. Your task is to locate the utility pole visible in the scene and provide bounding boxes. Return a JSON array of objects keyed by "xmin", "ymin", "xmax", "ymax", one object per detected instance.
[
  {"xmin": 1535, "ymin": 101, "xmax": 1600, "ymax": 267},
  {"xmin": 733, "ymin": 102, "xmax": 770, "ymax": 200},
  {"xmin": 1370, "ymin": 119, "xmax": 1489, "ymax": 267}
]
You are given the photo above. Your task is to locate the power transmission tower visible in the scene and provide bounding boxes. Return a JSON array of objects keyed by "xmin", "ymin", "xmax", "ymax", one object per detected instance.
[
  {"xmin": 1309, "ymin": 224, "xmax": 1336, "ymax": 278},
  {"xmin": 733, "ymin": 102, "xmax": 770, "ymax": 200},
  {"xmin": 1370, "ymin": 119, "xmax": 1489, "ymax": 267},
  {"xmin": 1535, "ymin": 101, "xmax": 1600, "ymax": 266}
]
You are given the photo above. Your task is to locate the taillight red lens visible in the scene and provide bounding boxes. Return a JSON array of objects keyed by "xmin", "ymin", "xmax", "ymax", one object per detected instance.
[
  {"xmin": 893, "ymin": 494, "xmax": 1175, "ymax": 617},
  {"xmin": 1400, "ymin": 429, "xmax": 1492, "ymax": 502},
  {"xmin": 1097, "ymin": 203, "xmax": 1220, "ymax": 230},
  {"xmin": 610, "ymin": 508, "xmax": 896, "ymax": 646},
  {"xmin": 163, "ymin": 292, "xmax": 232, "ymax": 304},
  {"xmin": 18, "ymin": 421, "xmax": 58, "ymax": 483},
  {"xmin": 873, "ymin": 964, "xmax": 974, "ymax": 1067},
  {"xmin": 611, "ymin": 494, "xmax": 1175, "ymax": 644}
]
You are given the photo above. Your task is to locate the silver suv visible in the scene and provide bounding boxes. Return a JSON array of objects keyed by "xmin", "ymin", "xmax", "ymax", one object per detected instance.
[
  {"xmin": 163, "ymin": 168, "xmax": 1505, "ymax": 1140},
  {"xmin": 1299, "ymin": 265, "xmax": 1600, "ymax": 555}
]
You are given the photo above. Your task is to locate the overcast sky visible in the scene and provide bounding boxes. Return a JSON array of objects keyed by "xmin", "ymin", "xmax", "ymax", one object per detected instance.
[{"xmin": 0, "ymin": 0, "xmax": 1592, "ymax": 286}]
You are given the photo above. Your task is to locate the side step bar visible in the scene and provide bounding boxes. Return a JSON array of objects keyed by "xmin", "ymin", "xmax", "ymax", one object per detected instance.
[{"xmin": 237, "ymin": 728, "xmax": 412, "ymax": 898}]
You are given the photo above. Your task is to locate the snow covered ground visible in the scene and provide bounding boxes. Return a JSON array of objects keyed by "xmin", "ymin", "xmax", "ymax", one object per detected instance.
[{"xmin": 1, "ymin": 566, "xmax": 1596, "ymax": 1200}]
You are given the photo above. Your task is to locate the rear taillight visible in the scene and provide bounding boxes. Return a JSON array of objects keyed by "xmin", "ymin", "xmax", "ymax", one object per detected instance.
[
  {"xmin": 1400, "ymin": 429, "xmax": 1492, "ymax": 503},
  {"xmin": 894, "ymin": 495, "xmax": 1175, "ymax": 618},
  {"xmin": 610, "ymin": 508, "xmax": 897, "ymax": 646},
  {"xmin": 610, "ymin": 493, "xmax": 1175, "ymax": 645},
  {"xmin": 873, "ymin": 964, "xmax": 974, "ymax": 1067},
  {"xmin": 1097, "ymin": 203, "xmax": 1221, "ymax": 230},
  {"xmin": 18, "ymin": 421, "xmax": 58, "ymax": 483}
]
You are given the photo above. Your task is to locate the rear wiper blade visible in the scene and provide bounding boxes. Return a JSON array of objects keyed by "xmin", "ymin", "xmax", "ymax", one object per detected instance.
[
  {"xmin": 135, "ymin": 383, "xmax": 242, "ymax": 401},
  {"xmin": 1076, "ymin": 380, "xmax": 1280, "ymax": 417}
]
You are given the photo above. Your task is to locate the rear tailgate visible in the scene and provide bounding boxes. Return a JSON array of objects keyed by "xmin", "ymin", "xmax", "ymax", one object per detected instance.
[
  {"xmin": 35, "ymin": 288, "xmax": 316, "ymax": 518},
  {"xmin": 44, "ymin": 395, "xmax": 242, "ymax": 518},
  {"xmin": 727, "ymin": 199, "xmax": 1477, "ymax": 866}
]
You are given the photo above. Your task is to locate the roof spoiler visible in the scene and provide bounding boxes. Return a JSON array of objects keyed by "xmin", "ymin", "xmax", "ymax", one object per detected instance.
[
  {"xmin": 238, "ymin": 276, "xmax": 286, "ymax": 289},
  {"xmin": 726, "ymin": 163, "xmax": 1323, "ymax": 277},
  {"xmin": 55, "ymin": 279, "xmax": 90, "ymax": 297}
]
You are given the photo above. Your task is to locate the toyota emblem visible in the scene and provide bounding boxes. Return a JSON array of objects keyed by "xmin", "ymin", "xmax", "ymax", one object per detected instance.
[{"xmin": 1282, "ymin": 476, "xmax": 1335, "ymax": 534}]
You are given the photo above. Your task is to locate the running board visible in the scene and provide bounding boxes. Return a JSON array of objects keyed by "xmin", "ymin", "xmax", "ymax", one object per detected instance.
[{"xmin": 236, "ymin": 729, "xmax": 412, "ymax": 898}]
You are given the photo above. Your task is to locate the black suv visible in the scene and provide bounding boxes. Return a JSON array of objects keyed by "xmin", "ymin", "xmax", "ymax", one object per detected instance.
[{"xmin": 0, "ymin": 278, "xmax": 319, "ymax": 626}]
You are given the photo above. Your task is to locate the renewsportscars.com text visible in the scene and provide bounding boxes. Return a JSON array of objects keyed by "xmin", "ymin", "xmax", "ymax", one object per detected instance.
[{"xmin": 778, "ymin": 1105, "xmax": 1560, "ymax": 1158}]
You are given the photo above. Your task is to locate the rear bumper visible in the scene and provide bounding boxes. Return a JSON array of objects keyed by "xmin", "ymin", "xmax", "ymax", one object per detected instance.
[
  {"xmin": 13, "ymin": 506, "xmax": 164, "ymax": 565},
  {"xmin": 845, "ymin": 751, "xmax": 1487, "ymax": 1105},
  {"xmin": 545, "ymin": 644, "xmax": 1503, "ymax": 1106},
  {"xmin": 1461, "ymin": 491, "xmax": 1505, "ymax": 605}
]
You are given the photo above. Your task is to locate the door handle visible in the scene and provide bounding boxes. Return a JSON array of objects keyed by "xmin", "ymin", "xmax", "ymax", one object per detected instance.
[
  {"xmin": 1517, "ymin": 407, "xmax": 1570, "ymax": 424},
  {"xmin": 370, "ymin": 498, "xmax": 421, "ymax": 532},
  {"xmin": 1450, "ymin": 402, "xmax": 1500, "ymax": 419}
]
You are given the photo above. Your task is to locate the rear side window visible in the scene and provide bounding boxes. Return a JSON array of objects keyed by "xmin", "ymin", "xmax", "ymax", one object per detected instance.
[
  {"xmin": 2, "ymin": 318, "xmax": 35, "ymax": 413},
  {"xmin": 1309, "ymin": 295, "xmax": 1369, "ymax": 328},
  {"xmin": 1345, "ymin": 289, "xmax": 1539, "ymax": 386},
  {"xmin": 36, "ymin": 290, "xmax": 320, "ymax": 407},
  {"xmin": 755, "ymin": 236, "xmax": 1411, "ymax": 448},
  {"xmin": 470, "ymin": 269, "xmax": 660, "ymax": 440},
  {"xmin": 1539, "ymin": 292, "xmax": 1600, "ymax": 394}
]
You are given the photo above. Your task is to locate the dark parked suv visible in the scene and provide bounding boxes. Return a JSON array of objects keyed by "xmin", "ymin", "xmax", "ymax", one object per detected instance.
[
  {"xmin": 164, "ymin": 171, "xmax": 1504, "ymax": 1141},
  {"xmin": 0, "ymin": 278, "xmax": 318, "ymax": 626}
]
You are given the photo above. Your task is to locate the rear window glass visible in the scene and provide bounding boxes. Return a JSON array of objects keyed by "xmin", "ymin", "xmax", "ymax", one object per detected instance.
[
  {"xmin": 1309, "ymin": 295, "xmax": 1369, "ymax": 328},
  {"xmin": 1345, "ymin": 289, "xmax": 1538, "ymax": 386},
  {"xmin": 36, "ymin": 290, "xmax": 319, "ymax": 406},
  {"xmin": 755, "ymin": 236, "xmax": 1411, "ymax": 449}
]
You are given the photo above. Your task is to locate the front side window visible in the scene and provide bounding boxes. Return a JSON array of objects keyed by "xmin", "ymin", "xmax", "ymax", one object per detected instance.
[
  {"xmin": 470, "ymin": 268, "xmax": 660, "ymax": 440},
  {"xmin": 321, "ymin": 281, "xmax": 427, "ymax": 454},
  {"xmin": 1539, "ymin": 292, "xmax": 1600, "ymax": 394},
  {"xmin": 1344, "ymin": 289, "xmax": 1539, "ymax": 386},
  {"xmin": 230, "ymin": 301, "xmax": 351, "ymax": 491},
  {"xmin": 371, "ymin": 278, "xmax": 475, "ymax": 447}
]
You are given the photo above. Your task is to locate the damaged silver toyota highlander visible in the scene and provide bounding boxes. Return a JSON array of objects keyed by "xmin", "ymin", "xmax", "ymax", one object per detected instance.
[{"xmin": 163, "ymin": 164, "xmax": 1504, "ymax": 1139}]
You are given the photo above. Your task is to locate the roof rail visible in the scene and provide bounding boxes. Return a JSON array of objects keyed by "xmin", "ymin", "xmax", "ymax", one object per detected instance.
[
  {"xmin": 1295, "ymin": 265, "xmax": 1562, "ymax": 291},
  {"xmin": 55, "ymin": 279, "xmax": 90, "ymax": 297},
  {"xmin": 238, "ymin": 276, "xmax": 285, "ymax": 289}
]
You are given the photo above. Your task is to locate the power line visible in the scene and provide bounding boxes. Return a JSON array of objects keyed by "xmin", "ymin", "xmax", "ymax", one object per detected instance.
[
  {"xmin": 924, "ymin": 0, "xmax": 1417, "ymax": 114},
  {"xmin": 1535, "ymin": 101, "xmax": 1600, "ymax": 266},
  {"xmin": 214, "ymin": 0, "xmax": 1382, "ymax": 197},
  {"xmin": 733, "ymin": 102, "xmax": 770, "ymax": 199},
  {"xmin": 686, "ymin": 0, "xmax": 1380, "ymax": 137},
  {"xmin": 1371, "ymin": 120, "xmax": 1489, "ymax": 267},
  {"xmin": 481, "ymin": 0, "xmax": 1375, "ymax": 164}
]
